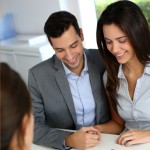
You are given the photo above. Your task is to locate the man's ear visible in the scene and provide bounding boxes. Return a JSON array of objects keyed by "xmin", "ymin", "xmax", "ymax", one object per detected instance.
[{"xmin": 80, "ymin": 28, "xmax": 84, "ymax": 41}]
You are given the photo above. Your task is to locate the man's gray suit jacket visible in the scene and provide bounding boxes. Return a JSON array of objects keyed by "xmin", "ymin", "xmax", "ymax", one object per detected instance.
[{"xmin": 28, "ymin": 49, "xmax": 110, "ymax": 150}]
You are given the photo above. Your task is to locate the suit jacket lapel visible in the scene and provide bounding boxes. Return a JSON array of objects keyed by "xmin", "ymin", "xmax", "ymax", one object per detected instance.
[
  {"xmin": 86, "ymin": 52, "xmax": 102, "ymax": 124},
  {"xmin": 54, "ymin": 56, "xmax": 77, "ymax": 127}
]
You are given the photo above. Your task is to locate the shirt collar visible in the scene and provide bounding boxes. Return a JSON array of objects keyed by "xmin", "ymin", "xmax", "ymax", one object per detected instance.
[
  {"xmin": 118, "ymin": 64, "xmax": 125, "ymax": 79},
  {"xmin": 62, "ymin": 52, "xmax": 88, "ymax": 76},
  {"xmin": 144, "ymin": 63, "xmax": 150, "ymax": 75}
]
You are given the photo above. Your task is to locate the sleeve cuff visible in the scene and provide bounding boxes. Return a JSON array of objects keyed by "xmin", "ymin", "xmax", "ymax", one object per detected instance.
[{"xmin": 62, "ymin": 140, "xmax": 72, "ymax": 150}]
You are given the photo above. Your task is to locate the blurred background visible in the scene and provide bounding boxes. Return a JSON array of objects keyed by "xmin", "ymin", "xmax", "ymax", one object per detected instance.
[
  {"xmin": 0, "ymin": 0, "xmax": 149, "ymax": 84},
  {"xmin": 95, "ymin": 0, "xmax": 150, "ymax": 27}
]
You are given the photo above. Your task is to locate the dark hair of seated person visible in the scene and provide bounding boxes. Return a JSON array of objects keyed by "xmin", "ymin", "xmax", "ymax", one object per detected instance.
[{"xmin": 0, "ymin": 63, "xmax": 33, "ymax": 150}]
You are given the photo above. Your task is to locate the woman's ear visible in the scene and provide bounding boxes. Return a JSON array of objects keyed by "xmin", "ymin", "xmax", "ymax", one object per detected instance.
[
  {"xmin": 80, "ymin": 28, "xmax": 84, "ymax": 41},
  {"xmin": 22, "ymin": 113, "xmax": 34, "ymax": 149}
]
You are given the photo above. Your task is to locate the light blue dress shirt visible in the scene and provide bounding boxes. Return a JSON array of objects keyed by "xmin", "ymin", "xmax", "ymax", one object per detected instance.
[
  {"xmin": 117, "ymin": 64, "xmax": 150, "ymax": 131},
  {"xmin": 104, "ymin": 63, "xmax": 150, "ymax": 131},
  {"xmin": 62, "ymin": 53, "xmax": 96, "ymax": 129}
]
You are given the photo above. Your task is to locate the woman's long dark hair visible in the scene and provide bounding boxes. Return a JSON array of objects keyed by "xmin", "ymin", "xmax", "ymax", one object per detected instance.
[
  {"xmin": 1, "ymin": 63, "xmax": 32, "ymax": 150},
  {"xmin": 96, "ymin": 0, "xmax": 150, "ymax": 111}
]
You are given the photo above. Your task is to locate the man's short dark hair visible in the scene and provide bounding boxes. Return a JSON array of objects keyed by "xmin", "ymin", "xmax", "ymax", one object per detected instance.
[{"xmin": 44, "ymin": 11, "xmax": 80, "ymax": 44}]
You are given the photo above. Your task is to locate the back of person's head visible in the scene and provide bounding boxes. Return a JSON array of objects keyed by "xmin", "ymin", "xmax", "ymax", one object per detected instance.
[
  {"xmin": 97, "ymin": 0, "xmax": 150, "ymax": 66},
  {"xmin": 44, "ymin": 10, "xmax": 80, "ymax": 44},
  {"xmin": 1, "ymin": 63, "xmax": 33, "ymax": 150}
]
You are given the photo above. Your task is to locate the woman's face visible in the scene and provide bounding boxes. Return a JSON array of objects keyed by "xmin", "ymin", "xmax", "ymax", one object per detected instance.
[
  {"xmin": 9, "ymin": 113, "xmax": 34, "ymax": 150},
  {"xmin": 103, "ymin": 23, "xmax": 137, "ymax": 65}
]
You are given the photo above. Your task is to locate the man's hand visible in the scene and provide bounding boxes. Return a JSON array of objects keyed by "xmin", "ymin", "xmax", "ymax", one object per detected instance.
[{"xmin": 65, "ymin": 126, "xmax": 100, "ymax": 150}]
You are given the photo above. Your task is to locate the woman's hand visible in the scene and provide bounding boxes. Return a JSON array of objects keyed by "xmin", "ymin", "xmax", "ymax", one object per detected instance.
[{"xmin": 116, "ymin": 130, "xmax": 150, "ymax": 146}]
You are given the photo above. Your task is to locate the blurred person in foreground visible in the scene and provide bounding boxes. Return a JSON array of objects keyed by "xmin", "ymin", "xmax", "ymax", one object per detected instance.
[
  {"xmin": 95, "ymin": 0, "xmax": 150, "ymax": 146},
  {"xmin": 1, "ymin": 63, "xmax": 34, "ymax": 150}
]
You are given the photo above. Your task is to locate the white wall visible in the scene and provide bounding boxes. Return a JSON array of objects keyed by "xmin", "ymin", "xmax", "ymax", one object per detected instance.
[
  {"xmin": 1, "ymin": 0, "xmax": 60, "ymax": 34},
  {"xmin": 1, "ymin": 0, "xmax": 97, "ymax": 48},
  {"xmin": 78, "ymin": 0, "xmax": 97, "ymax": 48},
  {"xmin": 58, "ymin": 0, "xmax": 97, "ymax": 48},
  {"xmin": 58, "ymin": 0, "xmax": 81, "ymax": 26}
]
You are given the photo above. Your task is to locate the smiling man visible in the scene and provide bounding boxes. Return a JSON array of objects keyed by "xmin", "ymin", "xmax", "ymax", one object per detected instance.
[{"xmin": 28, "ymin": 11, "xmax": 110, "ymax": 150}]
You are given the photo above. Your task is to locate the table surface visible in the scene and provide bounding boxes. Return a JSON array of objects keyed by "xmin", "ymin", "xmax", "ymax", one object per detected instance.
[{"xmin": 31, "ymin": 133, "xmax": 150, "ymax": 150}]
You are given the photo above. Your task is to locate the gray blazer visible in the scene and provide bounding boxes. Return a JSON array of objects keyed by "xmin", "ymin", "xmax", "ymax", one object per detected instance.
[{"xmin": 28, "ymin": 49, "xmax": 110, "ymax": 149}]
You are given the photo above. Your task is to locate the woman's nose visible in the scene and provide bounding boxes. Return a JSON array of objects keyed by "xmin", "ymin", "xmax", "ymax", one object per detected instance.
[{"xmin": 111, "ymin": 42, "xmax": 119, "ymax": 53}]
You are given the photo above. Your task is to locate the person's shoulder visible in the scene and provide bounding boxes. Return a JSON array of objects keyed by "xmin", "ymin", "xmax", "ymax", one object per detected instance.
[
  {"xmin": 85, "ymin": 48, "xmax": 99, "ymax": 54},
  {"xmin": 85, "ymin": 48, "xmax": 100, "ymax": 57},
  {"xmin": 29, "ymin": 54, "xmax": 56, "ymax": 72},
  {"xmin": 85, "ymin": 48, "xmax": 105, "ymax": 72},
  {"xmin": 85, "ymin": 48, "xmax": 103, "ymax": 62}
]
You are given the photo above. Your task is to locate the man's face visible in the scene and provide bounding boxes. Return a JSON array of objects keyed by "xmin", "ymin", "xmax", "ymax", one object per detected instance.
[{"xmin": 50, "ymin": 25, "xmax": 84, "ymax": 75}]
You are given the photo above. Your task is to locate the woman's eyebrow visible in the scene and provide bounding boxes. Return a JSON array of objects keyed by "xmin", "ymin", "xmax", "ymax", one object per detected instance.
[
  {"xmin": 104, "ymin": 36, "xmax": 127, "ymax": 41},
  {"xmin": 115, "ymin": 36, "xmax": 127, "ymax": 40}
]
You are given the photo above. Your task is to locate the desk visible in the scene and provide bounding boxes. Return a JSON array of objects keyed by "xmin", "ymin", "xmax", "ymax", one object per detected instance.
[
  {"xmin": 31, "ymin": 133, "xmax": 150, "ymax": 150},
  {"xmin": 31, "ymin": 144, "xmax": 54, "ymax": 150}
]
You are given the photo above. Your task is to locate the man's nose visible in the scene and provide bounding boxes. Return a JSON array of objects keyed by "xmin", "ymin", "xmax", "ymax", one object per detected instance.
[{"xmin": 65, "ymin": 49, "xmax": 73, "ymax": 60}]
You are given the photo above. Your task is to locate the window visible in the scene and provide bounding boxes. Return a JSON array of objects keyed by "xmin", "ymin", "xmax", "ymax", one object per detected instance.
[{"xmin": 95, "ymin": 0, "xmax": 150, "ymax": 26}]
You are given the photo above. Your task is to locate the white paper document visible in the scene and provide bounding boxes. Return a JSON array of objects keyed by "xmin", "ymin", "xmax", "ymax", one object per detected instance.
[{"xmin": 89, "ymin": 133, "xmax": 150, "ymax": 150}]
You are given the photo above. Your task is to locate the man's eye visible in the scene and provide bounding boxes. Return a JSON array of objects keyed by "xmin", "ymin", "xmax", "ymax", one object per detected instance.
[
  {"xmin": 56, "ymin": 49, "xmax": 63, "ymax": 52},
  {"xmin": 71, "ymin": 43, "xmax": 77, "ymax": 48}
]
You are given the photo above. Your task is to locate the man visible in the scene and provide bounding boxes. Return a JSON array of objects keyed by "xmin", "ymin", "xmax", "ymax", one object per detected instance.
[{"xmin": 28, "ymin": 11, "xmax": 110, "ymax": 150}]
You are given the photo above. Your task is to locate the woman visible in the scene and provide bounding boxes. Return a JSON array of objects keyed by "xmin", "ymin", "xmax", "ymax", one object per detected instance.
[
  {"xmin": 95, "ymin": 0, "xmax": 150, "ymax": 146},
  {"xmin": 1, "ymin": 63, "xmax": 34, "ymax": 150}
]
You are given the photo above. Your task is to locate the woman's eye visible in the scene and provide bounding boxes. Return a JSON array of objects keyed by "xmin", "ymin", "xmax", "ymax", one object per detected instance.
[
  {"xmin": 119, "ymin": 38, "xmax": 127, "ymax": 43},
  {"xmin": 105, "ymin": 41, "xmax": 112, "ymax": 44},
  {"xmin": 119, "ymin": 40, "xmax": 126, "ymax": 43}
]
